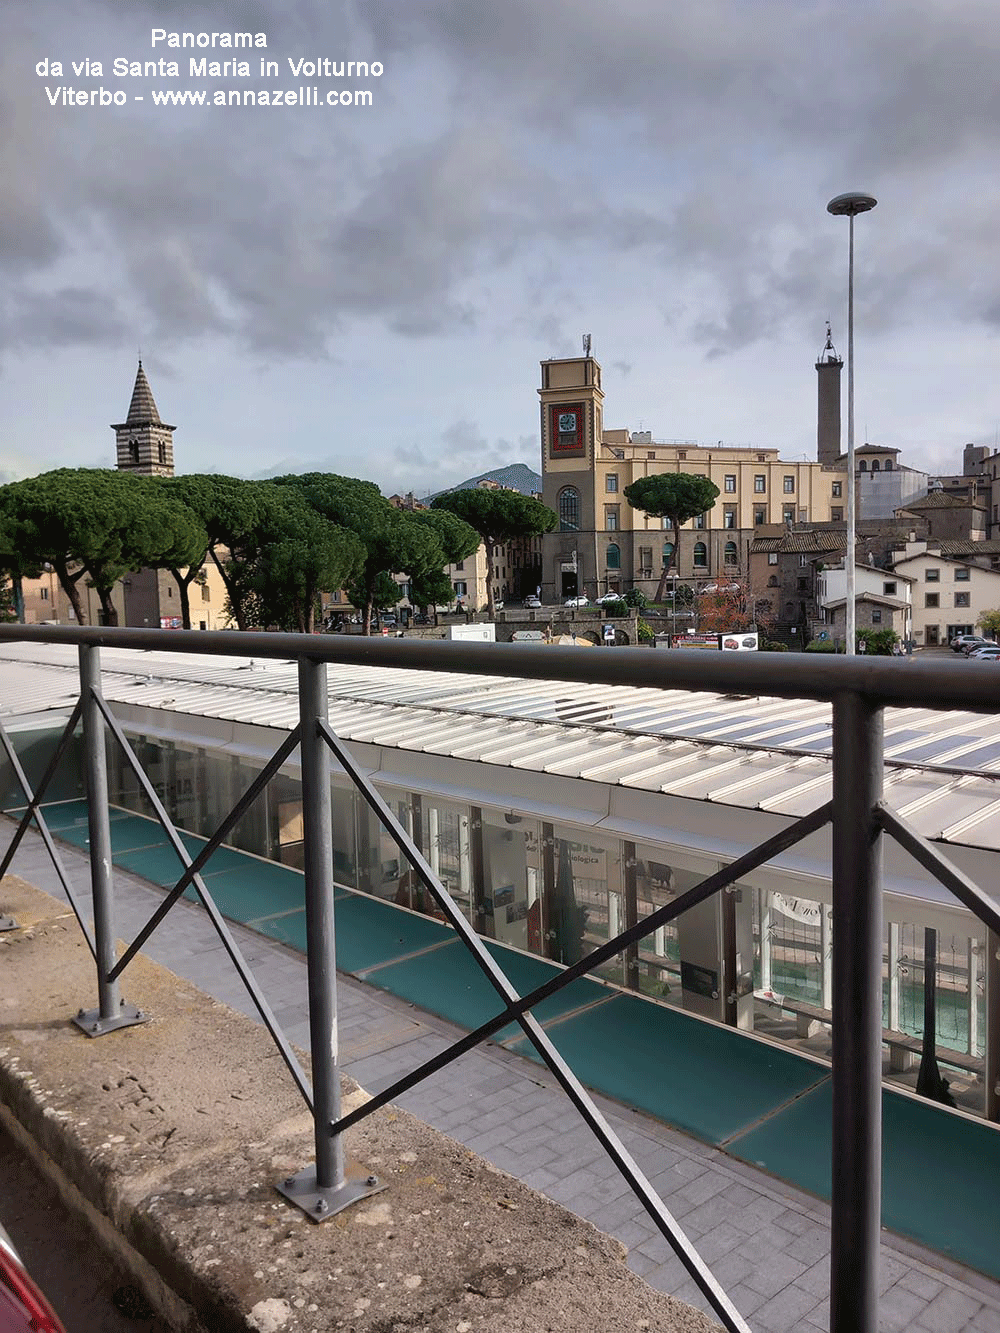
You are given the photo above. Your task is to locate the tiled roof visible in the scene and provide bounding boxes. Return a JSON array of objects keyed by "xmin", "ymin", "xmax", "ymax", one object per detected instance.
[
  {"xmin": 938, "ymin": 539, "xmax": 1000, "ymax": 556},
  {"xmin": 898, "ymin": 491, "xmax": 986, "ymax": 512},
  {"xmin": 823, "ymin": 593, "xmax": 910, "ymax": 611},
  {"xmin": 751, "ymin": 531, "xmax": 849, "ymax": 554}
]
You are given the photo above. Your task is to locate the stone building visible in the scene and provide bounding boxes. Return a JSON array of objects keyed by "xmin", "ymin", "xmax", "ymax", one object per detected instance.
[{"xmin": 896, "ymin": 489, "xmax": 988, "ymax": 543}]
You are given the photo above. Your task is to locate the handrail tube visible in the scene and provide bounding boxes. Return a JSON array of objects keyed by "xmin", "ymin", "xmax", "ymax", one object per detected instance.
[{"xmin": 3, "ymin": 623, "xmax": 999, "ymax": 712}]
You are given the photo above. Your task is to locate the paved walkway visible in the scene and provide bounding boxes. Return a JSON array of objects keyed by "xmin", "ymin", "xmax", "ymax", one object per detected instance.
[{"xmin": 5, "ymin": 825, "xmax": 1000, "ymax": 1333}]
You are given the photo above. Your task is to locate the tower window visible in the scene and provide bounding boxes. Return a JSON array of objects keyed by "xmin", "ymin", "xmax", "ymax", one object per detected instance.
[
  {"xmin": 159, "ymin": 442, "xmax": 166, "ymax": 465},
  {"xmin": 128, "ymin": 439, "xmax": 138, "ymax": 464},
  {"xmin": 558, "ymin": 487, "xmax": 580, "ymax": 532}
]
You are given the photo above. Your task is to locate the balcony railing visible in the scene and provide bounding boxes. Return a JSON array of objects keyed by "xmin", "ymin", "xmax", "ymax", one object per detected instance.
[{"xmin": 1, "ymin": 623, "xmax": 999, "ymax": 1333}]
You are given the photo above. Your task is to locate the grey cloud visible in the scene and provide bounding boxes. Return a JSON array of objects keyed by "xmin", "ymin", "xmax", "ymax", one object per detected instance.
[{"xmin": 4, "ymin": 0, "xmax": 1000, "ymax": 370}]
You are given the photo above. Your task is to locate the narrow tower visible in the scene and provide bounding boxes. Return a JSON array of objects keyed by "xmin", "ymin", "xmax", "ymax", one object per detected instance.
[
  {"xmin": 112, "ymin": 361, "xmax": 176, "ymax": 476},
  {"xmin": 816, "ymin": 323, "xmax": 843, "ymax": 468}
]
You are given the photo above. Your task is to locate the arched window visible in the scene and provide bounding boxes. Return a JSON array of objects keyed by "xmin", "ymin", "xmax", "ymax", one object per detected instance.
[
  {"xmin": 767, "ymin": 574, "xmax": 779, "ymax": 587},
  {"xmin": 606, "ymin": 543, "xmax": 621, "ymax": 570},
  {"xmin": 871, "ymin": 460, "xmax": 880, "ymax": 472},
  {"xmin": 128, "ymin": 439, "xmax": 139, "ymax": 465},
  {"xmin": 724, "ymin": 541, "xmax": 738, "ymax": 566},
  {"xmin": 662, "ymin": 542, "xmax": 675, "ymax": 566},
  {"xmin": 884, "ymin": 460, "xmax": 893, "ymax": 472},
  {"xmin": 693, "ymin": 542, "xmax": 707, "ymax": 568},
  {"xmin": 558, "ymin": 487, "xmax": 580, "ymax": 532},
  {"xmin": 858, "ymin": 459, "xmax": 867, "ymax": 472}
]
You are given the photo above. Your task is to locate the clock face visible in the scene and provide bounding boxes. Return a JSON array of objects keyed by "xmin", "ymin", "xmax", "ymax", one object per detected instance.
[{"xmin": 558, "ymin": 412, "xmax": 577, "ymax": 434}]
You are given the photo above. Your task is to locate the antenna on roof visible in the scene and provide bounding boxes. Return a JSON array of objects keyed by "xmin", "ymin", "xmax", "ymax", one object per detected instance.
[{"xmin": 582, "ymin": 333, "xmax": 592, "ymax": 356}]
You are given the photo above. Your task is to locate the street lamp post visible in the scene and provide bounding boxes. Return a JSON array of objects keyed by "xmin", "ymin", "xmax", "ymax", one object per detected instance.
[{"xmin": 827, "ymin": 191, "xmax": 877, "ymax": 656}]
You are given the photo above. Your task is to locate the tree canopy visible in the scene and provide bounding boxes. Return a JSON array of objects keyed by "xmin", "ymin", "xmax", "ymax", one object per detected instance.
[
  {"xmin": 0, "ymin": 469, "xmax": 206, "ymax": 625},
  {"xmin": 430, "ymin": 488, "xmax": 556, "ymax": 617},
  {"xmin": 624, "ymin": 473, "xmax": 720, "ymax": 600},
  {"xmin": 227, "ymin": 487, "xmax": 365, "ymax": 633}
]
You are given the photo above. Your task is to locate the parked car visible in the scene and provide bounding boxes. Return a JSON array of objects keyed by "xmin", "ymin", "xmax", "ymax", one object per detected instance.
[
  {"xmin": 596, "ymin": 592, "xmax": 626, "ymax": 604},
  {"xmin": 966, "ymin": 645, "xmax": 1000, "ymax": 659},
  {"xmin": 564, "ymin": 596, "xmax": 590, "ymax": 607},
  {"xmin": 0, "ymin": 1221, "xmax": 67, "ymax": 1333},
  {"xmin": 951, "ymin": 634, "xmax": 987, "ymax": 652},
  {"xmin": 962, "ymin": 638, "xmax": 997, "ymax": 656},
  {"xmin": 523, "ymin": 595, "xmax": 542, "ymax": 608}
]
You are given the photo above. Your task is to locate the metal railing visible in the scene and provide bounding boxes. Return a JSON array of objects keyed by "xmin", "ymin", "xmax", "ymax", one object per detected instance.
[{"xmin": 2, "ymin": 624, "xmax": 1000, "ymax": 1333}]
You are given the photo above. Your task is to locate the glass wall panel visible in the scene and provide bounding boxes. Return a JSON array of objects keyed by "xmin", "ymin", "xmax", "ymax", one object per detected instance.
[
  {"xmin": 480, "ymin": 811, "xmax": 540, "ymax": 952},
  {"xmin": 632, "ymin": 843, "xmax": 683, "ymax": 1001},
  {"xmin": 546, "ymin": 825, "xmax": 622, "ymax": 984}
]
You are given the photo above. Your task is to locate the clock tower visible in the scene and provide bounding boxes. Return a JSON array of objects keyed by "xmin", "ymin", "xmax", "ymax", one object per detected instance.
[
  {"xmin": 538, "ymin": 353, "xmax": 605, "ymax": 599},
  {"xmin": 112, "ymin": 361, "xmax": 176, "ymax": 476}
]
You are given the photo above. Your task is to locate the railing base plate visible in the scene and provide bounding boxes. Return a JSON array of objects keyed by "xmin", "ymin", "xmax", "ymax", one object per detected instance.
[
  {"xmin": 277, "ymin": 1163, "xmax": 386, "ymax": 1222},
  {"xmin": 72, "ymin": 1003, "xmax": 151, "ymax": 1038},
  {"xmin": 0, "ymin": 915, "xmax": 17, "ymax": 932}
]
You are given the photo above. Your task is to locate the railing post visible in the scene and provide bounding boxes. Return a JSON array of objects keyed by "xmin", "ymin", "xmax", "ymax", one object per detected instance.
[
  {"xmin": 73, "ymin": 644, "xmax": 147, "ymax": 1037},
  {"xmin": 986, "ymin": 930, "xmax": 1000, "ymax": 1123},
  {"xmin": 830, "ymin": 691, "xmax": 884, "ymax": 1333},
  {"xmin": 278, "ymin": 656, "xmax": 383, "ymax": 1220}
]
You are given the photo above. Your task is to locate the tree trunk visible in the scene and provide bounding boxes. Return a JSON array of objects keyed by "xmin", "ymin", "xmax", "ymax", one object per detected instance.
[
  {"xmin": 170, "ymin": 567, "xmax": 192, "ymax": 630},
  {"xmin": 96, "ymin": 584, "xmax": 118, "ymax": 627},
  {"xmin": 210, "ymin": 547, "xmax": 247, "ymax": 631},
  {"xmin": 484, "ymin": 537, "xmax": 497, "ymax": 619},
  {"xmin": 53, "ymin": 560, "xmax": 87, "ymax": 626}
]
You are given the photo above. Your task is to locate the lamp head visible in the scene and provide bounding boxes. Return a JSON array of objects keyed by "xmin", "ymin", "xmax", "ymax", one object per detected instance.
[{"xmin": 827, "ymin": 192, "xmax": 878, "ymax": 217}]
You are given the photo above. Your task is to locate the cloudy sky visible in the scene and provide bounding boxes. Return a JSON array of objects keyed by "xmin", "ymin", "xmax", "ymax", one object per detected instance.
[{"xmin": 3, "ymin": 0, "xmax": 999, "ymax": 496}]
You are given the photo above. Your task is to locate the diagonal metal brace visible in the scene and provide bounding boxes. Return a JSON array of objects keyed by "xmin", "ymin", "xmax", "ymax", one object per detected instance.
[
  {"xmin": 92, "ymin": 696, "xmax": 314, "ymax": 1112},
  {"xmin": 0, "ymin": 704, "xmax": 95, "ymax": 956},
  {"xmin": 334, "ymin": 799, "xmax": 834, "ymax": 1135},
  {"xmin": 318, "ymin": 718, "xmax": 754, "ymax": 1333},
  {"xmin": 109, "ymin": 724, "xmax": 303, "ymax": 979},
  {"xmin": 877, "ymin": 803, "xmax": 1000, "ymax": 936}
]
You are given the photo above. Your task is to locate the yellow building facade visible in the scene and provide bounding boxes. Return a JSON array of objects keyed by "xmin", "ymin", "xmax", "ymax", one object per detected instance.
[{"xmin": 538, "ymin": 355, "xmax": 849, "ymax": 600}]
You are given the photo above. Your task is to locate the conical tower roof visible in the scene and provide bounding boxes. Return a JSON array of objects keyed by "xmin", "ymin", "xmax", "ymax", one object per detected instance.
[{"xmin": 125, "ymin": 360, "xmax": 161, "ymax": 425}]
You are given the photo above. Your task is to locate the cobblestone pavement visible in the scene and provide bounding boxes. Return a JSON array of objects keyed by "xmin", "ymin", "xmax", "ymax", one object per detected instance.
[{"xmin": 5, "ymin": 828, "xmax": 1000, "ymax": 1333}]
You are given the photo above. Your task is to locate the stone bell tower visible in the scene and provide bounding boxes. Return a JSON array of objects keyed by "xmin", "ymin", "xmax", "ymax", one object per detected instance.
[
  {"xmin": 112, "ymin": 361, "xmax": 175, "ymax": 476},
  {"xmin": 816, "ymin": 323, "xmax": 843, "ymax": 468}
]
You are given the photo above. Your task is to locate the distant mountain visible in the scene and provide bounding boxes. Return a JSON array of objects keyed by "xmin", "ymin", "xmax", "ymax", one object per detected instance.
[{"xmin": 429, "ymin": 463, "xmax": 542, "ymax": 500}]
